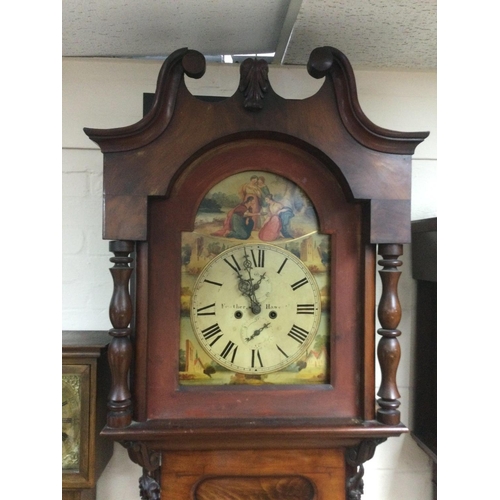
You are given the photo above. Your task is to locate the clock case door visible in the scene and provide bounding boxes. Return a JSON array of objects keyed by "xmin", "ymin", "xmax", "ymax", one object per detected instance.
[
  {"xmin": 84, "ymin": 47, "xmax": 428, "ymax": 448},
  {"xmin": 144, "ymin": 140, "xmax": 364, "ymax": 421}
]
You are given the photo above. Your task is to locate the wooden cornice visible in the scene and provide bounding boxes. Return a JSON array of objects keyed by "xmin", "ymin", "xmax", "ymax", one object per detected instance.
[
  {"xmin": 83, "ymin": 48, "xmax": 206, "ymax": 153},
  {"xmin": 307, "ymin": 46, "xmax": 429, "ymax": 155},
  {"xmin": 83, "ymin": 46, "xmax": 428, "ymax": 243},
  {"xmin": 84, "ymin": 46, "xmax": 428, "ymax": 156}
]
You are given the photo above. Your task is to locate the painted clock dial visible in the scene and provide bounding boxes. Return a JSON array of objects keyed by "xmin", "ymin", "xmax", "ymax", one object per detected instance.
[
  {"xmin": 179, "ymin": 170, "xmax": 330, "ymax": 385},
  {"xmin": 191, "ymin": 243, "xmax": 321, "ymax": 374}
]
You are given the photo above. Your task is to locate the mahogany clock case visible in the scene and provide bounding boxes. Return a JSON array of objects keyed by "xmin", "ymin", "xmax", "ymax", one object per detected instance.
[{"xmin": 83, "ymin": 46, "xmax": 428, "ymax": 458}]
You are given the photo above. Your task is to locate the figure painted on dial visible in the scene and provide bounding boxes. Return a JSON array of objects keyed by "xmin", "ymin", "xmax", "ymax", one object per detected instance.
[
  {"xmin": 259, "ymin": 194, "xmax": 295, "ymax": 241},
  {"xmin": 238, "ymin": 175, "xmax": 262, "ymax": 228},
  {"xmin": 212, "ymin": 196, "xmax": 255, "ymax": 240}
]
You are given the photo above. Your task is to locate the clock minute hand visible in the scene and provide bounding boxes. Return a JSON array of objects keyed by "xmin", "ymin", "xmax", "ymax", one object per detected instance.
[
  {"xmin": 252, "ymin": 272, "xmax": 266, "ymax": 291},
  {"xmin": 235, "ymin": 249, "xmax": 262, "ymax": 314},
  {"xmin": 236, "ymin": 273, "xmax": 261, "ymax": 314}
]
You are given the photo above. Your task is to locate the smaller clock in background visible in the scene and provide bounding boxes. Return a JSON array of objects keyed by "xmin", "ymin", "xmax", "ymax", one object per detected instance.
[
  {"xmin": 190, "ymin": 243, "xmax": 321, "ymax": 375},
  {"xmin": 62, "ymin": 331, "xmax": 113, "ymax": 500},
  {"xmin": 62, "ymin": 374, "xmax": 82, "ymax": 470}
]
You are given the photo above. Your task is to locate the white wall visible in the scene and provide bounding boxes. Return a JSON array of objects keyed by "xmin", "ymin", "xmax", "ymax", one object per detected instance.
[{"xmin": 62, "ymin": 57, "xmax": 437, "ymax": 499}]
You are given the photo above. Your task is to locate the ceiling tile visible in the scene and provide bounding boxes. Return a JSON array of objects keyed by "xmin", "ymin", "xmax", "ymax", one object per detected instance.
[
  {"xmin": 62, "ymin": 0, "xmax": 436, "ymax": 70},
  {"xmin": 283, "ymin": 0, "xmax": 436, "ymax": 68}
]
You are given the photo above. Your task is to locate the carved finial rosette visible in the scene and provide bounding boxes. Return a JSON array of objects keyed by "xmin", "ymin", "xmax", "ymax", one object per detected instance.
[{"xmin": 238, "ymin": 58, "xmax": 269, "ymax": 110}]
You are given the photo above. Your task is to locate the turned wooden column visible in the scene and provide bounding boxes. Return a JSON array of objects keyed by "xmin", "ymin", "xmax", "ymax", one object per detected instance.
[
  {"xmin": 376, "ymin": 244, "xmax": 403, "ymax": 425},
  {"xmin": 107, "ymin": 240, "xmax": 134, "ymax": 428}
]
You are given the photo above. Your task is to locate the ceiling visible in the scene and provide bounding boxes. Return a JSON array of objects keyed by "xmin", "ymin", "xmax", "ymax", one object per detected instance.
[{"xmin": 62, "ymin": 0, "xmax": 436, "ymax": 70}]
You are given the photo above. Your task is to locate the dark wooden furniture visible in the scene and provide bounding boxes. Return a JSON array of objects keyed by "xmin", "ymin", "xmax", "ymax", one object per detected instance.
[
  {"xmin": 62, "ymin": 331, "xmax": 113, "ymax": 500},
  {"xmin": 84, "ymin": 46, "xmax": 428, "ymax": 499},
  {"xmin": 411, "ymin": 218, "xmax": 437, "ymax": 497}
]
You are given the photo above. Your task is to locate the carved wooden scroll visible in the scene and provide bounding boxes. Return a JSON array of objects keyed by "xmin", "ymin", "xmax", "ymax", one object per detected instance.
[
  {"xmin": 124, "ymin": 441, "xmax": 161, "ymax": 500},
  {"xmin": 346, "ymin": 438, "xmax": 387, "ymax": 499}
]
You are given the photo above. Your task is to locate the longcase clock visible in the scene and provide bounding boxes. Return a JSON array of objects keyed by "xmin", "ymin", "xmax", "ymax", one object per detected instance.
[{"xmin": 84, "ymin": 46, "xmax": 428, "ymax": 499}]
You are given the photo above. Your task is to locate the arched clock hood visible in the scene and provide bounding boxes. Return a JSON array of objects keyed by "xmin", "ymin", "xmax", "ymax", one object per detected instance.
[{"xmin": 85, "ymin": 47, "xmax": 428, "ymax": 243}]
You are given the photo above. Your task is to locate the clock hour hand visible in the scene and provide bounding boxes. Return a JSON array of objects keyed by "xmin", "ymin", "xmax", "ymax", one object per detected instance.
[{"xmin": 237, "ymin": 277, "xmax": 261, "ymax": 314}]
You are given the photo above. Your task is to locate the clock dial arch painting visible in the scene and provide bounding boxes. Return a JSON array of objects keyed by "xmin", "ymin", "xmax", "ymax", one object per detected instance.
[{"xmin": 181, "ymin": 170, "xmax": 330, "ymax": 385}]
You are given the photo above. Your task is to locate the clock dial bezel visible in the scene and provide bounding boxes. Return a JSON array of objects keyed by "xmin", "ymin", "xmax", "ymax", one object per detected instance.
[{"xmin": 190, "ymin": 243, "xmax": 322, "ymax": 375}]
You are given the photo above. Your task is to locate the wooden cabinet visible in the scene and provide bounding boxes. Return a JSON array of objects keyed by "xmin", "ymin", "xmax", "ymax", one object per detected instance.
[
  {"xmin": 84, "ymin": 46, "xmax": 428, "ymax": 499},
  {"xmin": 62, "ymin": 331, "xmax": 113, "ymax": 500}
]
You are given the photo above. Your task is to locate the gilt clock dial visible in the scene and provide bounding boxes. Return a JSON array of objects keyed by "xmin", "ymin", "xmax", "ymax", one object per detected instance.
[
  {"xmin": 191, "ymin": 243, "xmax": 321, "ymax": 374},
  {"xmin": 62, "ymin": 373, "xmax": 82, "ymax": 470}
]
